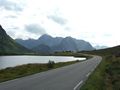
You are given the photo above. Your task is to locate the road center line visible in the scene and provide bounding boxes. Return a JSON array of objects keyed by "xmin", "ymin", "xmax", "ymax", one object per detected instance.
[{"xmin": 73, "ymin": 80, "xmax": 83, "ymax": 90}]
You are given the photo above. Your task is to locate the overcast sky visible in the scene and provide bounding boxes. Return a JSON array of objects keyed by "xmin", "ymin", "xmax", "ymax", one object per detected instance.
[{"xmin": 0, "ymin": 0, "xmax": 120, "ymax": 47}]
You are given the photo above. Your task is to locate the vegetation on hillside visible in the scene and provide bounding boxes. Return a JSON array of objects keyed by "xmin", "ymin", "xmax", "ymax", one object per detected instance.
[
  {"xmin": 0, "ymin": 25, "xmax": 30, "ymax": 55},
  {"xmin": 80, "ymin": 46, "xmax": 120, "ymax": 90},
  {"xmin": 81, "ymin": 45, "xmax": 120, "ymax": 56}
]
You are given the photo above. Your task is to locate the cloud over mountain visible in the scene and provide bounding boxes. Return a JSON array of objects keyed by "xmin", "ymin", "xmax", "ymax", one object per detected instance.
[
  {"xmin": 25, "ymin": 24, "xmax": 46, "ymax": 35},
  {"xmin": 0, "ymin": 0, "xmax": 120, "ymax": 47},
  {"xmin": 48, "ymin": 15, "xmax": 67, "ymax": 25}
]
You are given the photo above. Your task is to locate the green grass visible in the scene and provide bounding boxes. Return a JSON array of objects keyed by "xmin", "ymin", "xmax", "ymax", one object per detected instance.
[
  {"xmin": 80, "ymin": 56, "xmax": 107, "ymax": 90},
  {"xmin": 0, "ymin": 60, "xmax": 80, "ymax": 83},
  {"xmin": 105, "ymin": 56, "xmax": 120, "ymax": 90},
  {"xmin": 80, "ymin": 48, "xmax": 120, "ymax": 90}
]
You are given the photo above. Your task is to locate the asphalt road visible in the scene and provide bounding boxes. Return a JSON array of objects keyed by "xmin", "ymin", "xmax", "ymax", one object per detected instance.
[{"xmin": 0, "ymin": 56, "xmax": 102, "ymax": 90}]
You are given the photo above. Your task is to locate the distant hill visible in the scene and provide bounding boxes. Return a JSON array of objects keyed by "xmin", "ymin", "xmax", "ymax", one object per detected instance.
[
  {"xmin": 82, "ymin": 45, "xmax": 120, "ymax": 56},
  {"xmin": 94, "ymin": 45, "xmax": 108, "ymax": 50},
  {"xmin": 16, "ymin": 34, "xmax": 94, "ymax": 53},
  {"xmin": 0, "ymin": 25, "xmax": 29, "ymax": 55}
]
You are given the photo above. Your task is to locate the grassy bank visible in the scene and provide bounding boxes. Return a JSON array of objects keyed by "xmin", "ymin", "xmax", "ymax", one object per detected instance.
[
  {"xmin": 80, "ymin": 55, "xmax": 120, "ymax": 90},
  {"xmin": 0, "ymin": 60, "xmax": 80, "ymax": 83}
]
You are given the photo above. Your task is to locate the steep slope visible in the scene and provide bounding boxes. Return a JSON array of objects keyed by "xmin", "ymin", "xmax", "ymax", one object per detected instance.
[
  {"xmin": 0, "ymin": 25, "xmax": 29, "ymax": 54},
  {"xmin": 52, "ymin": 37, "xmax": 78, "ymax": 51},
  {"xmin": 75, "ymin": 40, "xmax": 94, "ymax": 51}
]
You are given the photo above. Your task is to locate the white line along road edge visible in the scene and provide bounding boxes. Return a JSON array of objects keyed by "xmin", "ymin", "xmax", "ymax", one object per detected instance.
[{"xmin": 73, "ymin": 80, "xmax": 83, "ymax": 90}]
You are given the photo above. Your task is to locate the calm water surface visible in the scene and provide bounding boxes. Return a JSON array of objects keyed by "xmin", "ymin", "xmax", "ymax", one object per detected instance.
[{"xmin": 0, "ymin": 56, "xmax": 85, "ymax": 69}]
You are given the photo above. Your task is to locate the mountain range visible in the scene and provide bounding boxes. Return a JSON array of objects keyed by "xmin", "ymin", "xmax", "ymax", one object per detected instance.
[
  {"xmin": 0, "ymin": 25, "xmax": 94, "ymax": 54},
  {"xmin": 0, "ymin": 25, "xmax": 29, "ymax": 55},
  {"xmin": 16, "ymin": 34, "xmax": 94, "ymax": 53}
]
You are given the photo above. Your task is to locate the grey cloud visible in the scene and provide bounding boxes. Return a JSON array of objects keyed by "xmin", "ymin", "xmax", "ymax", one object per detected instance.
[
  {"xmin": 48, "ymin": 15, "xmax": 67, "ymax": 25},
  {"xmin": 103, "ymin": 34, "xmax": 112, "ymax": 37},
  {"xmin": 10, "ymin": 27, "xmax": 19, "ymax": 30},
  {"xmin": 5, "ymin": 15, "xmax": 17, "ymax": 18},
  {"xmin": 0, "ymin": 0, "xmax": 23, "ymax": 11},
  {"xmin": 64, "ymin": 27, "xmax": 71, "ymax": 31},
  {"xmin": 25, "ymin": 24, "xmax": 46, "ymax": 35}
]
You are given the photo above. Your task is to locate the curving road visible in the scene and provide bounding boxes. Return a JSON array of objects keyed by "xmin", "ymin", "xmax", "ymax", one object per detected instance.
[{"xmin": 0, "ymin": 56, "xmax": 102, "ymax": 90}]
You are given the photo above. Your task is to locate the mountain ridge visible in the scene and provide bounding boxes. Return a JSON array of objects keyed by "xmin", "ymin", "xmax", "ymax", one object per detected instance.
[{"xmin": 16, "ymin": 34, "xmax": 94, "ymax": 53}]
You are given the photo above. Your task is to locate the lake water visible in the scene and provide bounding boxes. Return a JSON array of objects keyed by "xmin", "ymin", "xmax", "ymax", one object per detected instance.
[{"xmin": 0, "ymin": 56, "xmax": 85, "ymax": 69}]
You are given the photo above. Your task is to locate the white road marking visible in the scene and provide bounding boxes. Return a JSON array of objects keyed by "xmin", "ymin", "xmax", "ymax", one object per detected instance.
[
  {"xmin": 86, "ymin": 72, "xmax": 91, "ymax": 77},
  {"xmin": 73, "ymin": 80, "xmax": 83, "ymax": 90},
  {"xmin": 91, "ymin": 69, "xmax": 94, "ymax": 72}
]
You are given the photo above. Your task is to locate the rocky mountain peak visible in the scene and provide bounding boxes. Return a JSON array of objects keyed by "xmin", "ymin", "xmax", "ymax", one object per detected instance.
[{"xmin": 0, "ymin": 25, "xmax": 6, "ymax": 34}]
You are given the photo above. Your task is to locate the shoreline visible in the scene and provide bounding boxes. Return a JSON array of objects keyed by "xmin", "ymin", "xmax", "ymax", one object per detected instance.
[{"xmin": 0, "ymin": 60, "xmax": 83, "ymax": 83}]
